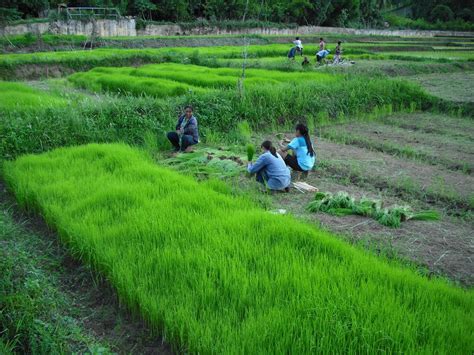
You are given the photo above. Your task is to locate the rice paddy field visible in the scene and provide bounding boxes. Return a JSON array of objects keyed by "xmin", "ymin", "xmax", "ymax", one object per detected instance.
[{"xmin": 0, "ymin": 32, "xmax": 473, "ymax": 353}]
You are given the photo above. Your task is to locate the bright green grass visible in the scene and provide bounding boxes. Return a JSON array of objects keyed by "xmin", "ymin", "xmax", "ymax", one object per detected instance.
[
  {"xmin": 68, "ymin": 63, "xmax": 335, "ymax": 96},
  {"xmin": 4, "ymin": 143, "xmax": 473, "ymax": 353},
  {"xmin": 1, "ymin": 42, "xmax": 472, "ymax": 72},
  {"xmin": 69, "ymin": 70, "xmax": 207, "ymax": 97},
  {"xmin": 0, "ymin": 81, "xmax": 67, "ymax": 110},
  {"xmin": 0, "ymin": 44, "xmax": 330, "ymax": 68}
]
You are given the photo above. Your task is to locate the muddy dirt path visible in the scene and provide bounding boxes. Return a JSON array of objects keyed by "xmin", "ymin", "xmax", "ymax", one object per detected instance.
[
  {"xmin": 272, "ymin": 172, "xmax": 474, "ymax": 286},
  {"xmin": 315, "ymin": 138, "xmax": 474, "ymax": 210},
  {"xmin": 380, "ymin": 113, "xmax": 474, "ymax": 141},
  {"xmin": 321, "ymin": 121, "xmax": 474, "ymax": 173}
]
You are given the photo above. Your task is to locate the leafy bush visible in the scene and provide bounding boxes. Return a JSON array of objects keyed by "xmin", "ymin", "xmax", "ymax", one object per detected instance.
[
  {"xmin": 3, "ymin": 143, "xmax": 473, "ymax": 353},
  {"xmin": 384, "ymin": 13, "xmax": 474, "ymax": 31},
  {"xmin": 430, "ymin": 5, "xmax": 455, "ymax": 23}
]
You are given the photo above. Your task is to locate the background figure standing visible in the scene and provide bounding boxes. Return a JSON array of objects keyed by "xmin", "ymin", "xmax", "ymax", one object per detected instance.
[
  {"xmin": 167, "ymin": 105, "xmax": 199, "ymax": 152},
  {"xmin": 319, "ymin": 37, "xmax": 326, "ymax": 51},
  {"xmin": 293, "ymin": 36, "xmax": 303, "ymax": 56}
]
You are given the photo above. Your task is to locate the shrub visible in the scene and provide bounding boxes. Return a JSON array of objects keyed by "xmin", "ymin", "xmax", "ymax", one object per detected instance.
[{"xmin": 430, "ymin": 5, "xmax": 455, "ymax": 23}]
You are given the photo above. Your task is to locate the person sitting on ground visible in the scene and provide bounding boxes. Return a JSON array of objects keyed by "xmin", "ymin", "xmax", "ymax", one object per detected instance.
[
  {"xmin": 334, "ymin": 41, "xmax": 342, "ymax": 64},
  {"xmin": 247, "ymin": 140, "xmax": 291, "ymax": 192},
  {"xmin": 167, "ymin": 105, "xmax": 199, "ymax": 152},
  {"xmin": 302, "ymin": 56, "xmax": 310, "ymax": 66},
  {"xmin": 279, "ymin": 123, "xmax": 315, "ymax": 177},
  {"xmin": 316, "ymin": 49, "xmax": 330, "ymax": 64},
  {"xmin": 293, "ymin": 36, "xmax": 303, "ymax": 56},
  {"xmin": 319, "ymin": 37, "xmax": 326, "ymax": 51}
]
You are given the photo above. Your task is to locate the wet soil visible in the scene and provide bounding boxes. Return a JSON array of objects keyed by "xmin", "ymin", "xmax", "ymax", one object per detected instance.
[{"xmin": 321, "ymin": 120, "xmax": 474, "ymax": 173}]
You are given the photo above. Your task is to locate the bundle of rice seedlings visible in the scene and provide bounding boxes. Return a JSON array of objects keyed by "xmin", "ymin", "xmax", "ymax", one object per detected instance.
[
  {"xmin": 354, "ymin": 197, "xmax": 381, "ymax": 217},
  {"xmin": 237, "ymin": 121, "xmax": 252, "ymax": 143},
  {"xmin": 307, "ymin": 192, "xmax": 355, "ymax": 215},
  {"xmin": 408, "ymin": 210, "xmax": 441, "ymax": 221},
  {"xmin": 375, "ymin": 205, "xmax": 411, "ymax": 228},
  {"xmin": 246, "ymin": 144, "xmax": 256, "ymax": 161},
  {"xmin": 307, "ymin": 191, "xmax": 441, "ymax": 228},
  {"xmin": 375, "ymin": 209, "xmax": 400, "ymax": 228}
]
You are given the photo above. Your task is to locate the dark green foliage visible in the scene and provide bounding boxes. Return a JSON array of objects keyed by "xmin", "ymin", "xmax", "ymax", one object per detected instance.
[
  {"xmin": 2, "ymin": 0, "xmax": 384, "ymax": 27},
  {"xmin": 430, "ymin": 4, "xmax": 455, "ymax": 22}
]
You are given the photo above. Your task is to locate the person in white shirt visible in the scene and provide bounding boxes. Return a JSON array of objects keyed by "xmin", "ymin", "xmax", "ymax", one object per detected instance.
[{"xmin": 293, "ymin": 36, "xmax": 303, "ymax": 56}]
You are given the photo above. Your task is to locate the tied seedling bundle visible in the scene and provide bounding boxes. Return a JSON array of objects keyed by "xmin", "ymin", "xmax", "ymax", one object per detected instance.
[
  {"xmin": 246, "ymin": 143, "xmax": 256, "ymax": 161},
  {"xmin": 307, "ymin": 191, "xmax": 440, "ymax": 228}
]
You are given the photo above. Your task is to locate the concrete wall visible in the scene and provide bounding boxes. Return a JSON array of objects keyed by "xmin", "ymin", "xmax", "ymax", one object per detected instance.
[
  {"xmin": 138, "ymin": 25, "xmax": 474, "ymax": 38},
  {"xmin": 3, "ymin": 19, "xmax": 473, "ymax": 38},
  {"xmin": 3, "ymin": 18, "xmax": 136, "ymax": 37}
]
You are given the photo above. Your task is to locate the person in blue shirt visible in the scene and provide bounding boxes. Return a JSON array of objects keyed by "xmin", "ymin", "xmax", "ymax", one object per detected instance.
[
  {"xmin": 316, "ymin": 49, "xmax": 330, "ymax": 64},
  {"xmin": 167, "ymin": 105, "xmax": 199, "ymax": 152},
  {"xmin": 279, "ymin": 123, "xmax": 316, "ymax": 176},
  {"xmin": 247, "ymin": 140, "xmax": 291, "ymax": 192}
]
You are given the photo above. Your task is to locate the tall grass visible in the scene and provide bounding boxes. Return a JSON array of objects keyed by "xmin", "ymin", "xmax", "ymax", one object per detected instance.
[
  {"xmin": 1, "ymin": 74, "xmax": 432, "ymax": 160},
  {"xmin": 3, "ymin": 143, "xmax": 473, "ymax": 353},
  {"xmin": 0, "ymin": 94, "xmax": 175, "ymax": 160}
]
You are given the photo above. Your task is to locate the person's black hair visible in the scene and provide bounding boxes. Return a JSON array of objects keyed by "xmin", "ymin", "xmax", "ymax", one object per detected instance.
[
  {"xmin": 338, "ymin": 41, "xmax": 341, "ymax": 45},
  {"xmin": 296, "ymin": 36, "xmax": 300, "ymax": 40},
  {"xmin": 295, "ymin": 123, "xmax": 314, "ymax": 157},
  {"xmin": 184, "ymin": 105, "xmax": 193, "ymax": 111},
  {"xmin": 320, "ymin": 37, "xmax": 323, "ymax": 41},
  {"xmin": 261, "ymin": 140, "xmax": 278, "ymax": 158}
]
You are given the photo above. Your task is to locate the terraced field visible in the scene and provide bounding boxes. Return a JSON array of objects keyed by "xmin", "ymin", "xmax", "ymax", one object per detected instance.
[
  {"xmin": 1, "ymin": 33, "xmax": 473, "ymax": 353},
  {"xmin": 271, "ymin": 112, "xmax": 474, "ymax": 285}
]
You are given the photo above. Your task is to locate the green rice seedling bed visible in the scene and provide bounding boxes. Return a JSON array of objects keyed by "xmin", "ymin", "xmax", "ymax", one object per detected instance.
[
  {"xmin": 0, "ymin": 44, "xmax": 367, "ymax": 76},
  {"xmin": 0, "ymin": 81, "xmax": 67, "ymax": 110},
  {"xmin": 67, "ymin": 63, "xmax": 335, "ymax": 96},
  {"xmin": 4, "ymin": 143, "xmax": 473, "ymax": 353},
  {"xmin": 68, "ymin": 70, "xmax": 207, "ymax": 97}
]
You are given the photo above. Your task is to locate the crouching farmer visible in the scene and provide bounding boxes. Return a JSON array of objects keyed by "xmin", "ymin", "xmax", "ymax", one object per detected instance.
[
  {"xmin": 247, "ymin": 141, "xmax": 291, "ymax": 192},
  {"xmin": 167, "ymin": 105, "xmax": 199, "ymax": 152}
]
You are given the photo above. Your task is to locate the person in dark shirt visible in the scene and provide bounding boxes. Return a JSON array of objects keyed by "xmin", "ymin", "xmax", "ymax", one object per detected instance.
[{"xmin": 167, "ymin": 105, "xmax": 199, "ymax": 152}]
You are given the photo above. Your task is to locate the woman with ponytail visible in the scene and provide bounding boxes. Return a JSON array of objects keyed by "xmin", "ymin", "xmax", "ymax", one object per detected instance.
[
  {"xmin": 279, "ymin": 123, "xmax": 315, "ymax": 175},
  {"xmin": 247, "ymin": 140, "xmax": 291, "ymax": 192}
]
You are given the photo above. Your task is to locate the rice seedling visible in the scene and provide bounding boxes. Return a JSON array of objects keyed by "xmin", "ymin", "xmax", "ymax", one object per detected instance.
[
  {"xmin": 0, "ymin": 81, "xmax": 67, "ymax": 110},
  {"xmin": 68, "ymin": 70, "xmax": 208, "ymax": 97},
  {"xmin": 3, "ymin": 143, "xmax": 472, "ymax": 354},
  {"xmin": 67, "ymin": 63, "xmax": 336, "ymax": 98},
  {"xmin": 307, "ymin": 191, "xmax": 441, "ymax": 228},
  {"xmin": 246, "ymin": 144, "xmax": 256, "ymax": 161},
  {"xmin": 160, "ymin": 148, "xmax": 244, "ymax": 178}
]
